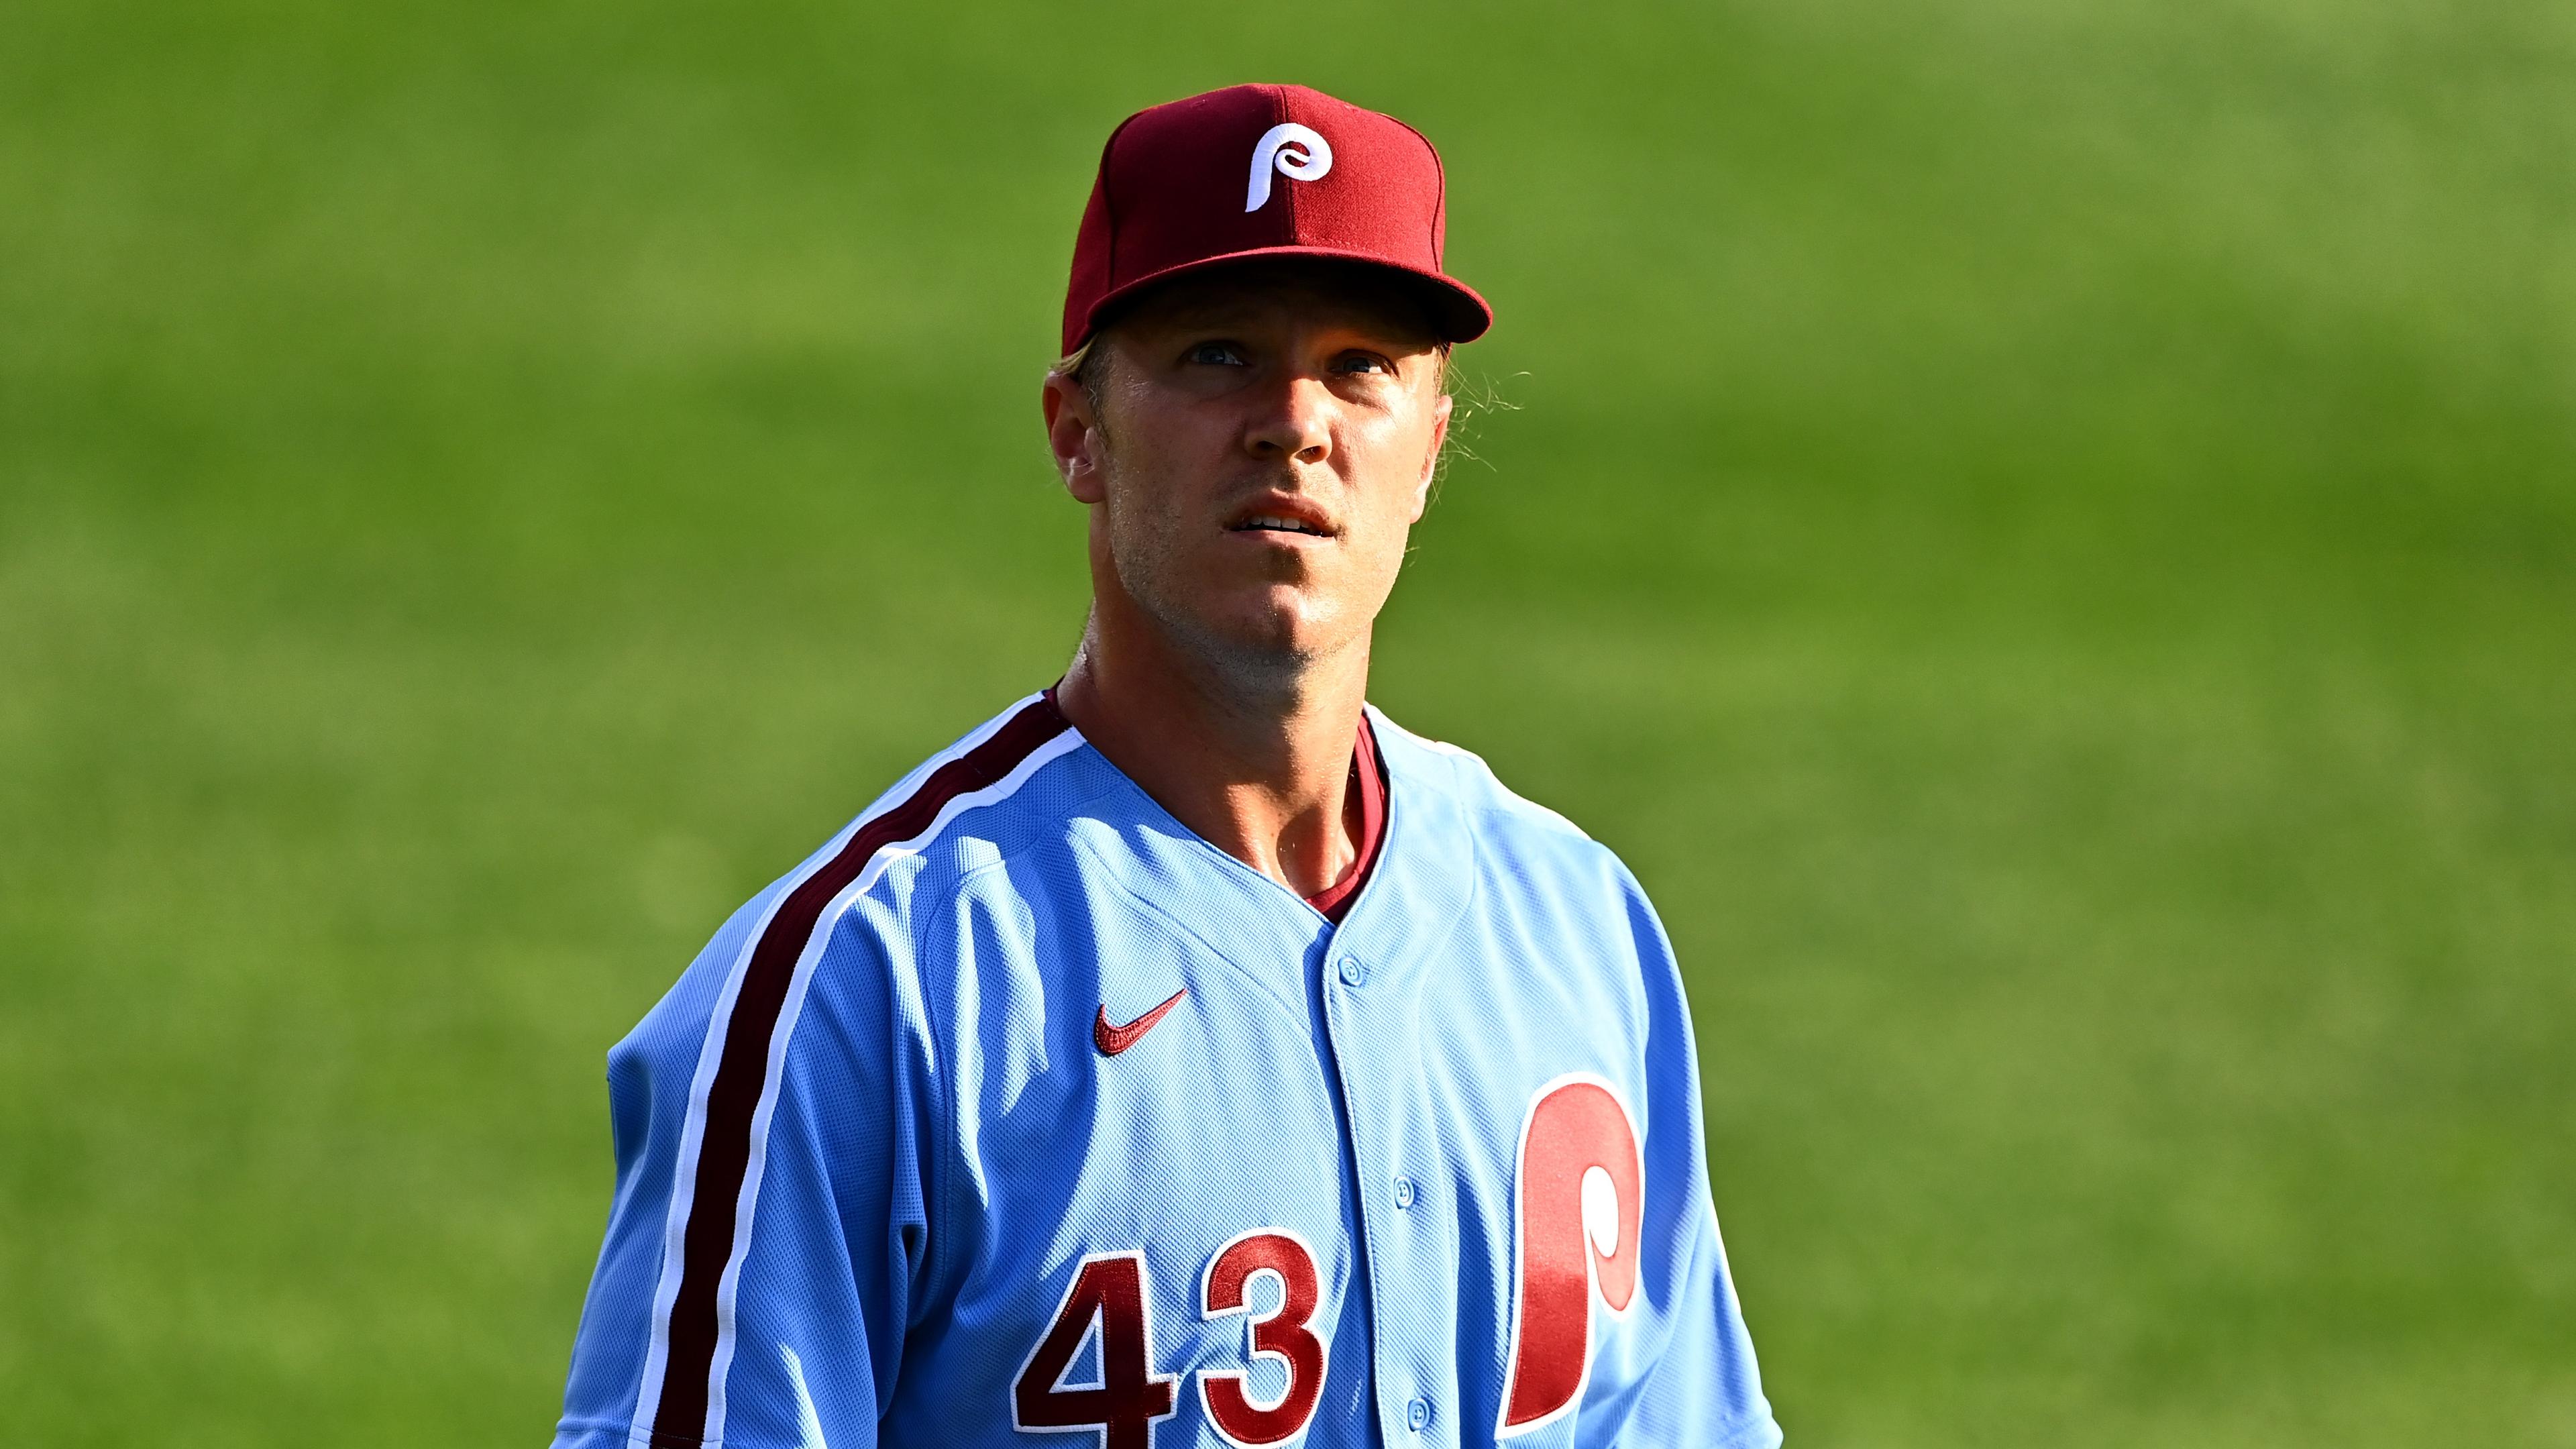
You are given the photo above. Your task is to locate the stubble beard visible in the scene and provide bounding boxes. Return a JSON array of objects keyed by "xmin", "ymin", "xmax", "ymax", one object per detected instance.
[{"xmin": 1104, "ymin": 478, "xmax": 1369, "ymax": 710}]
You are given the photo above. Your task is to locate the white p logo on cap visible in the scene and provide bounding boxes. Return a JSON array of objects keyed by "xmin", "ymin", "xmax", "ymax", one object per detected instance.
[{"xmin": 1245, "ymin": 123, "xmax": 1333, "ymax": 211}]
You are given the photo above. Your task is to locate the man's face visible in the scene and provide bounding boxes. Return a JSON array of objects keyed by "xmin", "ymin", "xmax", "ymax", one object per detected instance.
[{"xmin": 1044, "ymin": 264, "xmax": 1454, "ymax": 674}]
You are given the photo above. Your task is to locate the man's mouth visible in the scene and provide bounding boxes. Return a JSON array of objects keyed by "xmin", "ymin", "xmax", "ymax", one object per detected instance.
[{"xmin": 1231, "ymin": 513, "xmax": 1332, "ymax": 537}]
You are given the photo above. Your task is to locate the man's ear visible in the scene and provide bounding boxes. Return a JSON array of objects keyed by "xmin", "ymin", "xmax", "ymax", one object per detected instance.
[
  {"xmin": 1411, "ymin": 389, "xmax": 1454, "ymax": 523},
  {"xmin": 1043, "ymin": 369, "xmax": 1109, "ymax": 504}
]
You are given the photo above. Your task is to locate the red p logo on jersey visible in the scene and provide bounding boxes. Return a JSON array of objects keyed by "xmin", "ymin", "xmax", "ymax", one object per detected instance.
[{"xmin": 1497, "ymin": 1073, "xmax": 1644, "ymax": 1436}]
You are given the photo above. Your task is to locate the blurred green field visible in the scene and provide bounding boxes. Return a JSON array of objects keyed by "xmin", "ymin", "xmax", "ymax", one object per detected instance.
[{"xmin": 5, "ymin": 0, "xmax": 2572, "ymax": 1444}]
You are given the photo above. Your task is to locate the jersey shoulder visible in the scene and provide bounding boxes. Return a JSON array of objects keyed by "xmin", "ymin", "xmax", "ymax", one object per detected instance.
[
  {"xmin": 842, "ymin": 705, "xmax": 1119, "ymax": 924},
  {"xmin": 632, "ymin": 696, "xmax": 1110, "ymax": 1028},
  {"xmin": 1371, "ymin": 705, "xmax": 1623, "ymax": 864},
  {"xmin": 1372, "ymin": 708, "xmax": 1589, "ymax": 836},
  {"xmin": 1368, "ymin": 704, "xmax": 1665, "ymax": 926}
]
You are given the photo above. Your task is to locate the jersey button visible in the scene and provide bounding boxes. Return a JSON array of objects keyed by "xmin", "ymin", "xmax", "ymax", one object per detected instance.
[
  {"xmin": 1393, "ymin": 1174, "xmax": 1416, "ymax": 1210},
  {"xmin": 1406, "ymin": 1395, "xmax": 1433, "ymax": 1431},
  {"xmin": 1337, "ymin": 955, "xmax": 1368, "ymax": 987}
]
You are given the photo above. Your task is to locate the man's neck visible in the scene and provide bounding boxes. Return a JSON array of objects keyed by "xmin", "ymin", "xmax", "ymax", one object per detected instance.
[{"xmin": 1054, "ymin": 608, "xmax": 1368, "ymax": 900}]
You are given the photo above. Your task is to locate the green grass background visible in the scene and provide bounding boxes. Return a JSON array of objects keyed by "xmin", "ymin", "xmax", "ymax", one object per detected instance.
[{"xmin": 5, "ymin": 0, "xmax": 2571, "ymax": 1443}]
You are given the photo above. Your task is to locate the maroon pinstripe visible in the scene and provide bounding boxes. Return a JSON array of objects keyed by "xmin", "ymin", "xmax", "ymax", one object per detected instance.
[{"xmin": 647, "ymin": 695, "xmax": 1073, "ymax": 1447}]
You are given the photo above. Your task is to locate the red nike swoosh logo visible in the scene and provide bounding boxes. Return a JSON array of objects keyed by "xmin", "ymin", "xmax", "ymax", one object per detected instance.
[{"xmin": 1094, "ymin": 988, "xmax": 1188, "ymax": 1056}]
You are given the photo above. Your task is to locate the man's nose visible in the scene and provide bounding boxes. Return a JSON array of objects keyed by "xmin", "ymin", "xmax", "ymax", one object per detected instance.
[{"xmin": 1245, "ymin": 375, "xmax": 1334, "ymax": 465}]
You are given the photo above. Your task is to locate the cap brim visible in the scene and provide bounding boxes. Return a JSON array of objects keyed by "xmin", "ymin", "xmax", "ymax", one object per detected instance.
[{"xmin": 1076, "ymin": 246, "xmax": 1493, "ymax": 351}]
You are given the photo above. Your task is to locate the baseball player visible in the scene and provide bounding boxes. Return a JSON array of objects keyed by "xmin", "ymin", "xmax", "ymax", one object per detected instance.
[{"xmin": 551, "ymin": 83, "xmax": 1780, "ymax": 1449}]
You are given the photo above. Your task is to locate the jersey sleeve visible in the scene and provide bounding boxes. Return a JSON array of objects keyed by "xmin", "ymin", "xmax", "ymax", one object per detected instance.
[
  {"xmin": 1603, "ymin": 862, "xmax": 1785, "ymax": 1449},
  {"xmin": 551, "ymin": 891, "xmax": 941, "ymax": 1449}
]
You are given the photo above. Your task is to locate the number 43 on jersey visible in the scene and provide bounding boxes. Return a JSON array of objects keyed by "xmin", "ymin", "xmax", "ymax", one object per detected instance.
[
  {"xmin": 1010, "ymin": 1075, "xmax": 1642, "ymax": 1446},
  {"xmin": 1012, "ymin": 1231, "xmax": 1324, "ymax": 1449}
]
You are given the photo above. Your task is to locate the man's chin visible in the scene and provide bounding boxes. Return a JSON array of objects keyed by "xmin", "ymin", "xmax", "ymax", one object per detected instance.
[
  {"xmin": 1114, "ymin": 569, "xmax": 1369, "ymax": 679},
  {"xmin": 1162, "ymin": 603, "xmax": 1361, "ymax": 679}
]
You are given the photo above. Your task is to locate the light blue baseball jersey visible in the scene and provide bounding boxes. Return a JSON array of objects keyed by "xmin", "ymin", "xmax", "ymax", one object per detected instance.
[{"xmin": 552, "ymin": 693, "xmax": 1780, "ymax": 1449}]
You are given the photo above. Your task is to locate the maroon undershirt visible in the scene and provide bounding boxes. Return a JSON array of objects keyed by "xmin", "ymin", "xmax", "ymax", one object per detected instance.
[{"xmin": 1304, "ymin": 714, "xmax": 1387, "ymax": 923}]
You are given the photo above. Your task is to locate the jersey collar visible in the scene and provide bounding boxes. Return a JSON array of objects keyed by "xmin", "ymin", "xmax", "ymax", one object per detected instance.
[{"xmin": 1059, "ymin": 704, "xmax": 1479, "ymax": 1002}]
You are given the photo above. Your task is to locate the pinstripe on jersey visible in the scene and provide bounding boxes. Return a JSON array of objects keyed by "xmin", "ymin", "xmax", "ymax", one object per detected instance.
[{"xmin": 634, "ymin": 695, "xmax": 1075, "ymax": 1447}]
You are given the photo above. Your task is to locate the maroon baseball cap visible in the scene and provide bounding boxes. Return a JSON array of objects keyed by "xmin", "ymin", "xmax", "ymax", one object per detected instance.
[{"xmin": 1061, "ymin": 83, "xmax": 1493, "ymax": 355}]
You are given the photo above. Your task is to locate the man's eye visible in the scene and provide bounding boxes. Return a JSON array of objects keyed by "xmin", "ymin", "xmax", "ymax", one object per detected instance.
[
  {"xmin": 1333, "ymin": 352, "xmax": 1393, "ymax": 375},
  {"xmin": 1189, "ymin": 342, "xmax": 1246, "ymax": 366}
]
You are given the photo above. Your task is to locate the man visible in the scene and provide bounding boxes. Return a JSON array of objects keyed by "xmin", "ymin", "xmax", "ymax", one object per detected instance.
[{"xmin": 551, "ymin": 83, "xmax": 1780, "ymax": 1449}]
